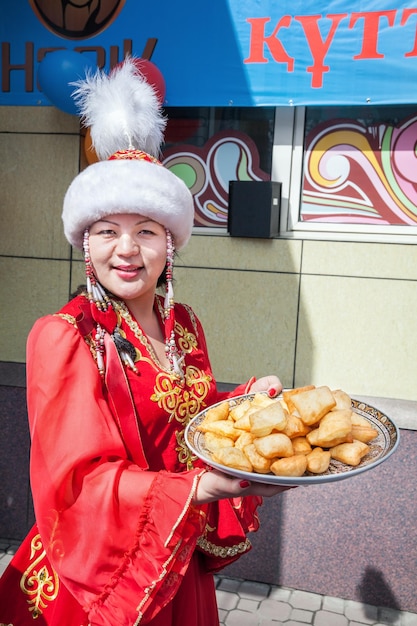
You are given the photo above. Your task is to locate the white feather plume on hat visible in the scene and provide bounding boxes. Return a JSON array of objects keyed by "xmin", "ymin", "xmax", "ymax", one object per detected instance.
[
  {"xmin": 71, "ymin": 58, "xmax": 166, "ymax": 159},
  {"xmin": 62, "ymin": 57, "xmax": 194, "ymax": 250}
]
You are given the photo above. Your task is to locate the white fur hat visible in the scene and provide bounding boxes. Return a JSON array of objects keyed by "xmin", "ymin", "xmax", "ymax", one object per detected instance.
[
  {"xmin": 62, "ymin": 156, "xmax": 194, "ymax": 250},
  {"xmin": 61, "ymin": 57, "xmax": 194, "ymax": 251}
]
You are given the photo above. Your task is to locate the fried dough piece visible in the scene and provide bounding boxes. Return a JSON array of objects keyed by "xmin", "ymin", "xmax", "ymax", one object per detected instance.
[
  {"xmin": 351, "ymin": 413, "xmax": 372, "ymax": 427},
  {"xmin": 350, "ymin": 414, "xmax": 379, "ymax": 443},
  {"xmin": 307, "ymin": 429, "xmax": 353, "ymax": 449},
  {"xmin": 201, "ymin": 402, "xmax": 230, "ymax": 424},
  {"xmin": 254, "ymin": 433, "xmax": 294, "ymax": 459},
  {"xmin": 252, "ymin": 393, "xmax": 276, "ymax": 408},
  {"xmin": 291, "ymin": 386, "xmax": 337, "ymax": 426},
  {"xmin": 306, "ymin": 447, "xmax": 331, "ymax": 474},
  {"xmin": 204, "ymin": 431, "xmax": 235, "ymax": 453},
  {"xmin": 279, "ymin": 398, "xmax": 289, "ymax": 412},
  {"xmin": 330, "ymin": 440, "xmax": 370, "ymax": 466},
  {"xmin": 283, "ymin": 385, "xmax": 315, "ymax": 413},
  {"xmin": 198, "ymin": 419, "xmax": 241, "ymax": 441},
  {"xmin": 212, "ymin": 446, "xmax": 253, "ymax": 472},
  {"xmin": 282, "ymin": 413, "xmax": 311, "ymax": 439},
  {"xmin": 249, "ymin": 401, "xmax": 287, "ymax": 437},
  {"xmin": 307, "ymin": 428, "xmax": 353, "ymax": 448},
  {"xmin": 243, "ymin": 443, "xmax": 272, "ymax": 474},
  {"xmin": 234, "ymin": 431, "xmax": 255, "ymax": 450},
  {"xmin": 307, "ymin": 409, "xmax": 353, "ymax": 448},
  {"xmin": 331, "ymin": 389, "xmax": 352, "ymax": 411},
  {"xmin": 270, "ymin": 454, "xmax": 307, "ymax": 477},
  {"xmin": 229, "ymin": 394, "xmax": 273, "ymax": 421},
  {"xmin": 291, "ymin": 436, "xmax": 313, "ymax": 455},
  {"xmin": 233, "ymin": 406, "xmax": 261, "ymax": 432},
  {"xmin": 229, "ymin": 399, "xmax": 252, "ymax": 422},
  {"xmin": 318, "ymin": 409, "xmax": 353, "ymax": 436},
  {"xmin": 233, "ymin": 414, "xmax": 251, "ymax": 432},
  {"xmin": 351, "ymin": 425, "xmax": 379, "ymax": 444}
]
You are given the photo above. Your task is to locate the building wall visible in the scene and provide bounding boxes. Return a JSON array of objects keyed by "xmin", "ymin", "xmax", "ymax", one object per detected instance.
[
  {"xmin": 1, "ymin": 106, "xmax": 416, "ymax": 401},
  {"xmin": 1, "ymin": 105, "xmax": 416, "ymax": 572},
  {"xmin": 175, "ymin": 236, "xmax": 417, "ymax": 401}
]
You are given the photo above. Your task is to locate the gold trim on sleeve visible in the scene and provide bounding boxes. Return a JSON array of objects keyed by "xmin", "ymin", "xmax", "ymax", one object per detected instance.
[
  {"xmin": 55, "ymin": 313, "xmax": 77, "ymax": 327},
  {"xmin": 196, "ymin": 535, "xmax": 251, "ymax": 558}
]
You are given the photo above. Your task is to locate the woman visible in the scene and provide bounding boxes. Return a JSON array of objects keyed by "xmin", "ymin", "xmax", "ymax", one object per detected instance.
[{"xmin": 0, "ymin": 59, "xmax": 287, "ymax": 625}]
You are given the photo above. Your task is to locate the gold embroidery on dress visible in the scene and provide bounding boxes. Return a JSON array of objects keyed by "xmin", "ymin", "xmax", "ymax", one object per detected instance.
[
  {"xmin": 112, "ymin": 299, "xmax": 173, "ymax": 373},
  {"xmin": 113, "ymin": 297, "xmax": 213, "ymax": 467},
  {"xmin": 175, "ymin": 429, "xmax": 197, "ymax": 470},
  {"xmin": 155, "ymin": 298, "xmax": 198, "ymax": 353},
  {"xmin": 177, "ymin": 325, "xmax": 198, "ymax": 354},
  {"xmin": 151, "ymin": 366, "xmax": 211, "ymax": 424},
  {"xmin": 55, "ymin": 312, "xmax": 77, "ymax": 327},
  {"xmin": 196, "ymin": 535, "xmax": 251, "ymax": 558},
  {"xmin": 20, "ymin": 534, "xmax": 59, "ymax": 618}
]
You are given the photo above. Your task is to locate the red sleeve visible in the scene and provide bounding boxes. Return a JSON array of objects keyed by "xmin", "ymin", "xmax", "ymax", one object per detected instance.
[{"xmin": 27, "ymin": 315, "xmax": 206, "ymax": 625}]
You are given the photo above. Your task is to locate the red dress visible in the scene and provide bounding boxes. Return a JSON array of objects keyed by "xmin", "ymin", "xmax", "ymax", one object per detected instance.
[{"xmin": 0, "ymin": 294, "xmax": 262, "ymax": 626}]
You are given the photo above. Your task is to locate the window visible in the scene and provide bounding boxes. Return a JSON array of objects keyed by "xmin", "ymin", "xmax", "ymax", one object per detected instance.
[
  {"xmin": 283, "ymin": 105, "xmax": 417, "ymax": 242},
  {"xmin": 162, "ymin": 107, "xmax": 275, "ymax": 229},
  {"xmin": 163, "ymin": 104, "xmax": 417, "ymax": 242}
]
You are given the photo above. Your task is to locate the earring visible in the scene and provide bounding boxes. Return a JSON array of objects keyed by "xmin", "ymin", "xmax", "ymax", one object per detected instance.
[
  {"xmin": 164, "ymin": 229, "xmax": 184, "ymax": 378},
  {"xmin": 83, "ymin": 228, "xmax": 110, "ymax": 311}
]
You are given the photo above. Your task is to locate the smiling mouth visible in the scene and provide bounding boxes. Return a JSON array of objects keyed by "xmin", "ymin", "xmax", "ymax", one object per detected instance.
[
  {"xmin": 114, "ymin": 265, "xmax": 141, "ymax": 272},
  {"xmin": 113, "ymin": 266, "xmax": 143, "ymax": 280}
]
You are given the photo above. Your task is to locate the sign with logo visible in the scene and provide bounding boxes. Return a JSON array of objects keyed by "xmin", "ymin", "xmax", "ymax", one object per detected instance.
[
  {"xmin": 2, "ymin": 0, "xmax": 417, "ymax": 107},
  {"xmin": 28, "ymin": 0, "xmax": 126, "ymax": 40}
]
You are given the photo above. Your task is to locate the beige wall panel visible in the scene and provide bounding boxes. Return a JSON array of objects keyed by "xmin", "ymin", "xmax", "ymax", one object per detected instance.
[
  {"xmin": 179, "ymin": 234, "xmax": 302, "ymax": 274},
  {"xmin": 72, "ymin": 247, "xmax": 84, "ymax": 261},
  {"xmin": 175, "ymin": 267, "xmax": 299, "ymax": 387},
  {"xmin": 0, "ymin": 106, "xmax": 79, "ymax": 134},
  {"xmin": 70, "ymin": 260, "xmax": 86, "ymax": 293},
  {"xmin": 1, "ymin": 258, "xmax": 71, "ymax": 362},
  {"xmin": 302, "ymin": 240, "xmax": 417, "ymax": 280},
  {"xmin": 0, "ymin": 132, "xmax": 79, "ymax": 258},
  {"xmin": 295, "ymin": 274, "xmax": 417, "ymax": 400}
]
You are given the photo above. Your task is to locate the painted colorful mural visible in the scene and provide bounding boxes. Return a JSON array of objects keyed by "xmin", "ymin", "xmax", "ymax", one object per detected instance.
[
  {"xmin": 163, "ymin": 130, "xmax": 270, "ymax": 227},
  {"xmin": 301, "ymin": 113, "xmax": 417, "ymax": 225}
]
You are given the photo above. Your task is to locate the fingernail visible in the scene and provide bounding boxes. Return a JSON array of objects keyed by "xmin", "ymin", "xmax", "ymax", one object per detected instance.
[
  {"xmin": 239, "ymin": 480, "xmax": 250, "ymax": 488},
  {"xmin": 268, "ymin": 388, "xmax": 276, "ymax": 397}
]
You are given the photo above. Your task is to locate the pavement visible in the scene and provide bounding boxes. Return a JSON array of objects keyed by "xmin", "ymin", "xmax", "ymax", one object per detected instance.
[
  {"xmin": 1, "ymin": 539, "xmax": 416, "ymax": 626},
  {"xmin": 214, "ymin": 575, "xmax": 417, "ymax": 626}
]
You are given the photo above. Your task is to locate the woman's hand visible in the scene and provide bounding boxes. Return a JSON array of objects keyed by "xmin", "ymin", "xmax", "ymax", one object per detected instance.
[
  {"xmin": 249, "ymin": 375, "xmax": 283, "ymax": 398},
  {"xmin": 193, "ymin": 469, "xmax": 292, "ymax": 505}
]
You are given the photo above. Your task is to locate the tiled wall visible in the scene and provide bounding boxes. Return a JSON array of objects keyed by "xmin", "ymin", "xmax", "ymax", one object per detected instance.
[
  {"xmin": 1, "ymin": 106, "xmax": 416, "ymax": 401},
  {"xmin": 1, "ymin": 106, "xmax": 80, "ymax": 362},
  {"xmin": 175, "ymin": 236, "xmax": 417, "ymax": 402}
]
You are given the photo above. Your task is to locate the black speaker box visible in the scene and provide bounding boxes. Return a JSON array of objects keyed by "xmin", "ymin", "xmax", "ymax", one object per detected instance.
[{"xmin": 228, "ymin": 180, "xmax": 281, "ymax": 238}]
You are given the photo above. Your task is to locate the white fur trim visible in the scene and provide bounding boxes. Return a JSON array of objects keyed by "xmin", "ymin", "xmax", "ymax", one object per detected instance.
[{"xmin": 62, "ymin": 160, "xmax": 194, "ymax": 250}]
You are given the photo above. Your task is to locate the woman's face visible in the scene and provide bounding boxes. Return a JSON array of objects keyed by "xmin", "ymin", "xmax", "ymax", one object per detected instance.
[{"xmin": 88, "ymin": 213, "xmax": 167, "ymax": 304}]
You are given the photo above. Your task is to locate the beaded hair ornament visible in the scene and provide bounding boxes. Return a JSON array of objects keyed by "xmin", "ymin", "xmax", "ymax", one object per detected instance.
[{"xmin": 70, "ymin": 58, "xmax": 185, "ymax": 378}]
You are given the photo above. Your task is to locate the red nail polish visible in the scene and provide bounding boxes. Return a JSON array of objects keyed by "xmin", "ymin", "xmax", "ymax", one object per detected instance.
[
  {"xmin": 239, "ymin": 480, "xmax": 250, "ymax": 488},
  {"xmin": 268, "ymin": 388, "xmax": 276, "ymax": 398}
]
